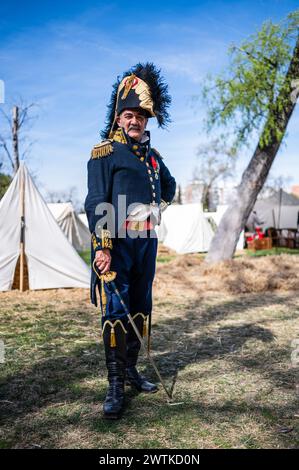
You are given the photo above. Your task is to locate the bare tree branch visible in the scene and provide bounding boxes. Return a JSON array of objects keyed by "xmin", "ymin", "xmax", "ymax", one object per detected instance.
[
  {"xmin": 0, "ymin": 134, "xmax": 14, "ymax": 170},
  {"xmin": 0, "ymin": 101, "xmax": 38, "ymax": 173},
  {"xmin": 0, "ymin": 108, "xmax": 12, "ymax": 127},
  {"xmin": 18, "ymin": 103, "xmax": 36, "ymax": 129},
  {"xmin": 21, "ymin": 140, "xmax": 37, "ymax": 160}
]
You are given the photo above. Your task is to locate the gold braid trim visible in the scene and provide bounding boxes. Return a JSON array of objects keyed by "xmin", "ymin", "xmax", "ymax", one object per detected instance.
[
  {"xmin": 130, "ymin": 312, "xmax": 148, "ymax": 337},
  {"xmin": 134, "ymin": 79, "xmax": 155, "ymax": 117},
  {"xmin": 117, "ymin": 75, "xmax": 155, "ymax": 117},
  {"xmin": 91, "ymin": 233, "xmax": 99, "ymax": 251},
  {"xmin": 92, "ymin": 261, "xmax": 117, "ymax": 317},
  {"xmin": 121, "ymin": 74, "xmax": 136, "ymax": 100},
  {"xmin": 91, "ymin": 139, "xmax": 113, "ymax": 158},
  {"xmin": 131, "ymin": 312, "xmax": 147, "ymax": 321},
  {"xmin": 111, "ymin": 127, "xmax": 128, "ymax": 144},
  {"xmin": 91, "ymin": 230, "xmax": 113, "ymax": 250},
  {"xmin": 92, "ymin": 261, "xmax": 117, "ymax": 283},
  {"xmin": 102, "ymin": 229, "xmax": 113, "ymax": 249},
  {"xmin": 101, "ymin": 278, "xmax": 107, "ymax": 316},
  {"xmin": 110, "ymin": 326, "xmax": 116, "ymax": 347},
  {"xmin": 102, "ymin": 319, "xmax": 127, "ymax": 347}
]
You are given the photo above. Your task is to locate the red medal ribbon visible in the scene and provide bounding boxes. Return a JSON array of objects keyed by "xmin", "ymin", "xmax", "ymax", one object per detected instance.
[{"xmin": 151, "ymin": 156, "xmax": 157, "ymax": 170}]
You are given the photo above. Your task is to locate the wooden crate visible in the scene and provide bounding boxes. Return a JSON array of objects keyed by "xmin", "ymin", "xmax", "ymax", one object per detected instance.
[{"xmin": 247, "ymin": 237, "xmax": 272, "ymax": 251}]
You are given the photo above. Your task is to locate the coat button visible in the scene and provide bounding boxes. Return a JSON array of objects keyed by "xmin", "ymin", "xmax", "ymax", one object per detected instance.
[
  {"xmin": 146, "ymin": 162, "xmax": 149, "ymax": 167},
  {"xmin": 148, "ymin": 169, "xmax": 151, "ymax": 174},
  {"xmin": 140, "ymin": 157, "xmax": 144, "ymax": 161},
  {"xmin": 132, "ymin": 144, "xmax": 138, "ymax": 150},
  {"xmin": 153, "ymin": 192, "xmax": 156, "ymax": 197},
  {"xmin": 150, "ymin": 177, "xmax": 153, "ymax": 182}
]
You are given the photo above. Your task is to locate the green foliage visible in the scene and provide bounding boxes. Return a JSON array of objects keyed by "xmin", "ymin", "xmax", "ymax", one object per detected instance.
[
  {"xmin": 246, "ymin": 247, "xmax": 299, "ymax": 257},
  {"xmin": 78, "ymin": 250, "xmax": 91, "ymax": 266},
  {"xmin": 202, "ymin": 10, "xmax": 299, "ymax": 151},
  {"xmin": 0, "ymin": 173, "xmax": 12, "ymax": 199}
]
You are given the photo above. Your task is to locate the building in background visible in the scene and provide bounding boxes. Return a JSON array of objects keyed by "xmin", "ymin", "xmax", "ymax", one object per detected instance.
[{"xmin": 291, "ymin": 185, "xmax": 299, "ymax": 199}]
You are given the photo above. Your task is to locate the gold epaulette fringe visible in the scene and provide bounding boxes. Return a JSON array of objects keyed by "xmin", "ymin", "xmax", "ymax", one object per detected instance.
[{"xmin": 91, "ymin": 139, "xmax": 113, "ymax": 158}]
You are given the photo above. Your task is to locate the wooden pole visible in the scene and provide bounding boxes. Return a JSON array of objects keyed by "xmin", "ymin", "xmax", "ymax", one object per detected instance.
[
  {"xmin": 19, "ymin": 165, "xmax": 25, "ymax": 292},
  {"xmin": 278, "ymin": 187, "xmax": 282, "ymax": 229}
]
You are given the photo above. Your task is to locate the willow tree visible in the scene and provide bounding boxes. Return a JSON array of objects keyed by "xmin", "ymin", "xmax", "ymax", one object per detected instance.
[{"xmin": 203, "ymin": 10, "xmax": 299, "ymax": 264}]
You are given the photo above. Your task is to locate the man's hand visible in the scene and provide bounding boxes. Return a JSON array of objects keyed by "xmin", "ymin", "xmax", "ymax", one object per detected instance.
[{"xmin": 95, "ymin": 248, "xmax": 111, "ymax": 274}]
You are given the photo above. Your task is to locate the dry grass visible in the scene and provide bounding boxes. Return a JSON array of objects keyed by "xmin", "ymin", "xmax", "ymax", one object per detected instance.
[
  {"xmin": 0, "ymin": 252, "xmax": 298, "ymax": 449},
  {"xmin": 156, "ymin": 252, "xmax": 299, "ymax": 296}
]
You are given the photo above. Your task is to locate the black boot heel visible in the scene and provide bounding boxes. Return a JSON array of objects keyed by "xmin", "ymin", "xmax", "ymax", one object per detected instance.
[{"xmin": 126, "ymin": 314, "xmax": 158, "ymax": 394}]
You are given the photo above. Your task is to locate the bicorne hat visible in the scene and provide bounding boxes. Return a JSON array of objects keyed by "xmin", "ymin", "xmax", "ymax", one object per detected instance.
[{"xmin": 101, "ymin": 62, "xmax": 171, "ymax": 139}]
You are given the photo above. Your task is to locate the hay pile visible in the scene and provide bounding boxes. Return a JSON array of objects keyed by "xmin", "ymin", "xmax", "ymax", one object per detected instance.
[
  {"xmin": 1, "ymin": 253, "xmax": 298, "ymax": 304},
  {"xmin": 155, "ymin": 253, "xmax": 299, "ymax": 297}
]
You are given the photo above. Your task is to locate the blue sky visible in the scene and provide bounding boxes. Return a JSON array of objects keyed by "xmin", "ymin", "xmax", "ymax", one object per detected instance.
[{"xmin": 0, "ymin": 0, "xmax": 298, "ymax": 204}]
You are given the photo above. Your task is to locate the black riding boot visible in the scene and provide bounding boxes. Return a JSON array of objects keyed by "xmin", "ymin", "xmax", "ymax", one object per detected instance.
[
  {"xmin": 102, "ymin": 320, "xmax": 127, "ymax": 419},
  {"xmin": 126, "ymin": 314, "xmax": 158, "ymax": 393}
]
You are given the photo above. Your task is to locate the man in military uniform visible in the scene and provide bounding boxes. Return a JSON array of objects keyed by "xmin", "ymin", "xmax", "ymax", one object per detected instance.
[{"xmin": 85, "ymin": 63, "xmax": 176, "ymax": 419}]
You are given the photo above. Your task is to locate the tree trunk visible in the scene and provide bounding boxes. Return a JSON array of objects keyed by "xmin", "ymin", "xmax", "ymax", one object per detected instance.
[
  {"xmin": 178, "ymin": 185, "xmax": 182, "ymax": 204},
  {"xmin": 205, "ymin": 36, "xmax": 299, "ymax": 264},
  {"xmin": 12, "ymin": 106, "xmax": 19, "ymax": 174},
  {"xmin": 202, "ymin": 184, "xmax": 210, "ymax": 211}
]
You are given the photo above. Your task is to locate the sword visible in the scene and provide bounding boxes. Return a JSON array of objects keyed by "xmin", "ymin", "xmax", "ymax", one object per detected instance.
[{"xmin": 94, "ymin": 266, "xmax": 175, "ymax": 400}]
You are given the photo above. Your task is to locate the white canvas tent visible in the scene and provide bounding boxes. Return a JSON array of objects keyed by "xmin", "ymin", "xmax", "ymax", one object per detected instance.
[
  {"xmin": 48, "ymin": 203, "xmax": 91, "ymax": 251},
  {"xmin": 249, "ymin": 190, "xmax": 299, "ymax": 230},
  {"xmin": 204, "ymin": 205, "xmax": 245, "ymax": 250},
  {"xmin": 157, "ymin": 203, "xmax": 215, "ymax": 253},
  {"xmin": 78, "ymin": 213, "xmax": 88, "ymax": 228},
  {"xmin": 254, "ymin": 199, "xmax": 299, "ymax": 230},
  {"xmin": 0, "ymin": 163, "xmax": 90, "ymax": 291}
]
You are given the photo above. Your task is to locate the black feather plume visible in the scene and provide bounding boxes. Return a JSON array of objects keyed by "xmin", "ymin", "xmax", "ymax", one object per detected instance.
[{"xmin": 101, "ymin": 62, "xmax": 171, "ymax": 139}]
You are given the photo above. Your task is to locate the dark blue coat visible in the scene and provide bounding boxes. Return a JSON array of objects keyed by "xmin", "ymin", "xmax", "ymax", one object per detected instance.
[{"xmin": 84, "ymin": 129, "xmax": 176, "ymax": 305}]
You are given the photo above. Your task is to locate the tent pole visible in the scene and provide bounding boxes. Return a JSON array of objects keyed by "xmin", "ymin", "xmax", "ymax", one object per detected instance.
[
  {"xmin": 278, "ymin": 187, "xmax": 282, "ymax": 229},
  {"xmin": 19, "ymin": 165, "xmax": 25, "ymax": 292}
]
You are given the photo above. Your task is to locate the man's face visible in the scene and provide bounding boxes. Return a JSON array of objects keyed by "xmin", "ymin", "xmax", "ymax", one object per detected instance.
[{"xmin": 116, "ymin": 109, "xmax": 148, "ymax": 142}]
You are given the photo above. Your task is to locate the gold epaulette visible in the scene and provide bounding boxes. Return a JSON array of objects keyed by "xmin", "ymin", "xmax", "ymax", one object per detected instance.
[
  {"xmin": 151, "ymin": 147, "xmax": 163, "ymax": 159},
  {"xmin": 91, "ymin": 139, "xmax": 114, "ymax": 159}
]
